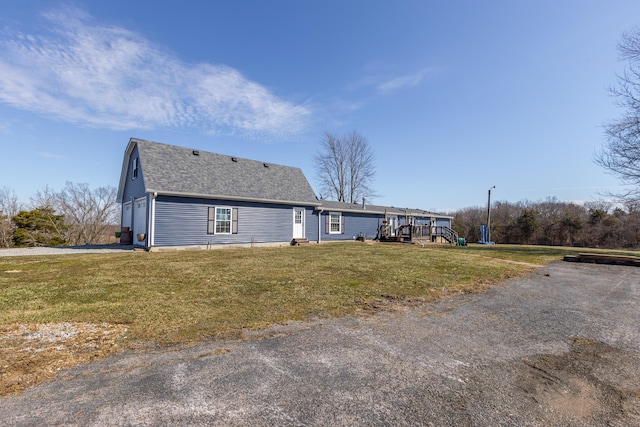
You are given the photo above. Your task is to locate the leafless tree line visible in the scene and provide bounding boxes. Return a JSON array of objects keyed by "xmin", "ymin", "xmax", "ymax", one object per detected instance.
[
  {"xmin": 0, "ymin": 182, "xmax": 119, "ymax": 248},
  {"xmin": 452, "ymin": 198, "xmax": 640, "ymax": 249},
  {"xmin": 597, "ymin": 27, "xmax": 640, "ymax": 202}
]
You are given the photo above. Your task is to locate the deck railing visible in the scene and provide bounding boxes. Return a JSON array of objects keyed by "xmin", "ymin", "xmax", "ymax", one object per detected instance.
[
  {"xmin": 410, "ymin": 225, "xmax": 459, "ymax": 244},
  {"xmin": 379, "ymin": 224, "xmax": 459, "ymax": 244}
]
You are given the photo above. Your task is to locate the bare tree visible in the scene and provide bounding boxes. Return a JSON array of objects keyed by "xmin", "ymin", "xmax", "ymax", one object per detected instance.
[
  {"xmin": 597, "ymin": 27, "xmax": 640, "ymax": 201},
  {"xmin": 30, "ymin": 185, "xmax": 58, "ymax": 210},
  {"xmin": 29, "ymin": 182, "xmax": 118, "ymax": 245},
  {"xmin": 0, "ymin": 186, "xmax": 22, "ymax": 248},
  {"xmin": 314, "ymin": 131, "xmax": 376, "ymax": 203},
  {"xmin": 56, "ymin": 182, "xmax": 119, "ymax": 245}
]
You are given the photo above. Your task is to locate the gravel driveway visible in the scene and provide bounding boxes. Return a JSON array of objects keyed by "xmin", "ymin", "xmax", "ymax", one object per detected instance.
[
  {"xmin": 0, "ymin": 245, "xmax": 134, "ymax": 257},
  {"xmin": 1, "ymin": 261, "xmax": 639, "ymax": 426}
]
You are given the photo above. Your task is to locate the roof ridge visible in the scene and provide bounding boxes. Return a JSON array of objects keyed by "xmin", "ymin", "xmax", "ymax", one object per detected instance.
[{"xmin": 133, "ymin": 137, "xmax": 301, "ymax": 170}]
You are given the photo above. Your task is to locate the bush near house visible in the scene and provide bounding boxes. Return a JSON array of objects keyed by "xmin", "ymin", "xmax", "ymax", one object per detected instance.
[{"xmin": 11, "ymin": 208, "xmax": 68, "ymax": 247}]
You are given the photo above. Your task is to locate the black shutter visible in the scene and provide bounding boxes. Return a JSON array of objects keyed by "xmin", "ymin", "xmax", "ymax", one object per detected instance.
[
  {"xmin": 232, "ymin": 208, "xmax": 238, "ymax": 234},
  {"xmin": 207, "ymin": 207, "xmax": 215, "ymax": 234}
]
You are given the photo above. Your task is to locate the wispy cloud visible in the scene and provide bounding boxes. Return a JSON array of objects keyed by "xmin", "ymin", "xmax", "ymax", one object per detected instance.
[
  {"xmin": 376, "ymin": 69, "xmax": 434, "ymax": 93},
  {"xmin": 0, "ymin": 7, "xmax": 310, "ymax": 139},
  {"xmin": 349, "ymin": 66, "xmax": 439, "ymax": 95},
  {"xmin": 37, "ymin": 151, "xmax": 66, "ymax": 159},
  {"xmin": 0, "ymin": 121, "xmax": 10, "ymax": 133}
]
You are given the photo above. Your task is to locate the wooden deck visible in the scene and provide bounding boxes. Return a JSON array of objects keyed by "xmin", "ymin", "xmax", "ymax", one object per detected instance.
[{"xmin": 378, "ymin": 225, "xmax": 459, "ymax": 244}]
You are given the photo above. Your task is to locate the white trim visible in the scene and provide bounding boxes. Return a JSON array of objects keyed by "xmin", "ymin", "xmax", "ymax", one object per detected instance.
[
  {"xmin": 146, "ymin": 189, "xmax": 320, "ymax": 208},
  {"xmin": 150, "ymin": 193, "xmax": 157, "ymax": 247},
  {"xmin": 132, "ymin": 157, "xmax": 139, "ymax": 179},
  {"xmin": 317, "ymin": 208, "xmax": 323, "ymax": 243},
  {"xmin": 329, "ymin": 212, "xmax": 342, "ymax": 234},
  {"xmin": 122, "ymin": 201, "xmax": 132, "ymax": 228},
  {"xmin": 214, "ymin": 206, "xmax": 233, "ymax": 235},
  {"xmin": 116, "ymin": 139, "xmax": 138, "ymax": 203},
  {"xmin": 133, "ymin": 196, "xmax": 148, "ymax": 246},
  {"xmin": 293, "ymin": 208, "xmax": 305, "ymax": 239}
]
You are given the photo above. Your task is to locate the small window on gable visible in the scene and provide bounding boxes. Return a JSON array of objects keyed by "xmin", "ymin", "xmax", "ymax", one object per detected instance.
[
  {"xmin": 132, "ymin": 157, "xmax": 139, "ymax": 179},
  {"xmin": 208, "ymin": 207, "xmax": 238, "ymax": 235}
]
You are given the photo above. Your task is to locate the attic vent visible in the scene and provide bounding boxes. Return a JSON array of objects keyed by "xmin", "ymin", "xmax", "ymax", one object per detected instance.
[
  {"xmin": 263, "ymin": 163, "xmax": 269, "ymax": 168},
  {"xmin": 231, "ymin": 157, "xmax": 238, "ymax": 162},
  {"xmin": 192, "ymin": 150, "xmax": 200, "ymax": 156}
]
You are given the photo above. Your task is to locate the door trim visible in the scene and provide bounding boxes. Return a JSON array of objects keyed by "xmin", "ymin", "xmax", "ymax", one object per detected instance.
[{"xmin": 293, "ymin": 208, "xmax": 305, "ymax": 239}]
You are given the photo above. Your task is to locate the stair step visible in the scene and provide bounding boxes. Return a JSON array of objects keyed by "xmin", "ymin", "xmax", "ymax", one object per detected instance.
[{"xmin": 291, "ymin": 238, "xmax": 310, "ymax": 246}]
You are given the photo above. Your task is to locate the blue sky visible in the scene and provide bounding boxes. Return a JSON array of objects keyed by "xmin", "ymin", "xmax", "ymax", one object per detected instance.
[{"xmin": 0, "ymin": 1, "xmax": 638, "ymax": 212}]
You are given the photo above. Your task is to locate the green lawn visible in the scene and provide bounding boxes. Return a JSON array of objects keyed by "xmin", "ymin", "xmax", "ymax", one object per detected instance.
[{"xmin": 1, "ymin": 242, "xmax": 636, "ymax": 346}]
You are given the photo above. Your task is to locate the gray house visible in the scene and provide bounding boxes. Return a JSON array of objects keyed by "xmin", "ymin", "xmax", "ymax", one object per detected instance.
[{"xmin": 116, "ymin": 138, "xmax": 454, "ymax": 250}]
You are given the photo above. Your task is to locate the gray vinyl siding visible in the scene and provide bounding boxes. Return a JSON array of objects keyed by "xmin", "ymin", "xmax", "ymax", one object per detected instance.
[
  {"xmin": 122, "ymin": 145, "xmax": 146, "ymax": 203},
  {"xmin": 153, "ymin": 196, "xmax": 300, "ymax": 246},
  {"xmin": 321, "ymin": 212, "xmax": 382, "ymax": 241},
  {"xmin": 413, "ymin": 218, "xmax": 430, "ymax": 226},
  {"xmin": 304, "ymin": 207, "xmax": 319, "ymax": 242},
  {"xmin": 436, "ymin": 218, "xmax": 451, "ymax": 227}
]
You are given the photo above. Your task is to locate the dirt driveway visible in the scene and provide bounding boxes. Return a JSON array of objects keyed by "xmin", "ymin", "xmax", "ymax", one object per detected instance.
[{"xmin": 1, "ymin": 261, "xmax": 639, "ymax": 426}]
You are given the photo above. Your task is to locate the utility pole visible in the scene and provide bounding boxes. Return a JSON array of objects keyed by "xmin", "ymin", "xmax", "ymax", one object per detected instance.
[{"xmin": 487, "ymin": 186, "xmax": 495, "ymax": 243}]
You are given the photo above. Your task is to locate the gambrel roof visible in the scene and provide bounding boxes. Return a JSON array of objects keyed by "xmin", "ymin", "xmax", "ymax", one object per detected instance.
[{"xmin": 117, "ymin": 138, "xmax": 320, "ymax": 205}]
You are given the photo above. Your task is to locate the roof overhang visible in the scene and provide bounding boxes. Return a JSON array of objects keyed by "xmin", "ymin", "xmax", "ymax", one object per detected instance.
[
  {"xmin": 315, "ymin": 203, "xmax": 453, "ymax": 219},
  {"xmin": 116, "ymin": 138, "xmax": 138, "ymax": 203},
  {"xmin": 148, "ymin": 190, "xmax": 322, "ymax": 208}
]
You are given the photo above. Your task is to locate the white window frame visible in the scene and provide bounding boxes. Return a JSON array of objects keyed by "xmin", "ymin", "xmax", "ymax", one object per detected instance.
[
  {"xmin": 208, "ymin": 207, "xmax": 238, "ymax": 235},
  {"xmin": 329, "ymin": 212, "xmax": 342, "ymax": 234},
  {"xmin": 215, "ymin": 207, "xmax": 232, "ymax": 234},
  {"xmin": 132, "ymin": 157, "xmax": 139, "ymax": 179}
]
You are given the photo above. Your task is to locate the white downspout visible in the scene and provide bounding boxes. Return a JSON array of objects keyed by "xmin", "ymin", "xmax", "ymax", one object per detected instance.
[
  {"xmin": 150, "ymin": 192, "xmax": 157, "ymax": 248},
  {"xmin": 317, "ymin": 208, "xmax": 323, "ymax": 244}
]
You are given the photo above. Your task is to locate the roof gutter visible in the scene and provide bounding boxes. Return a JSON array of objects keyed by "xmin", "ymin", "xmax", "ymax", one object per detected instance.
[
  {"xmin": 315, "ymin": 205, "xmax": 453, "ymax": 218},
  {"xmin": 147, "ymin": 190, "xmax": 322, "ymax": 208}
]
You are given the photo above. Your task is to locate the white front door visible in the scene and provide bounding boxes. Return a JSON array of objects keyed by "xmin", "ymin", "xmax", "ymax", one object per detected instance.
[
  {"xmin": 293, "ymin": 208, "xmax": 305, "ymax": 238},
  {"xmin": 133, "ymin": 197, "xmax": 147, "ymax": 244},
  {"xmin": 122, "ymin": 202, "xmax": 132, "ymax": 229}
]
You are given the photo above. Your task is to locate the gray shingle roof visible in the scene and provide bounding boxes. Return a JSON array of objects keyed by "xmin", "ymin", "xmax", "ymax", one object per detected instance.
[
  {"xmin": 128, "ymin": 138, "xmax": 319, "ymax": 205},
  {"xmin": 318, "ymin": 200, "xmax": 452, "ymax": 218}
]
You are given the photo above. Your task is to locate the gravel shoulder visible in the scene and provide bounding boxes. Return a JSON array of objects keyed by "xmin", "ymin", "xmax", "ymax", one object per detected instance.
[
  {"xmin": 0, "ymin": 245, "xmax": 134, "ymax": 257},
  {"xmin": 1, "ymin": 261, "xmax": 639, "ymax": 426}
]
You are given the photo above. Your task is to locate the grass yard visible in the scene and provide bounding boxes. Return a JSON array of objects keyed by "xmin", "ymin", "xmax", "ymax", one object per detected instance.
[{"xmin": 1, "ymin": 242, "xmax": 638, "ymax": 395}]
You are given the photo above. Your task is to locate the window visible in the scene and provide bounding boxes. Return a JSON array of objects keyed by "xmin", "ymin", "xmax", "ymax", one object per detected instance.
[
  {"xmin": 208, "ymin": 207, "xmax": 238, "ymax": 234},
  {"xmin": 216, "ymin": 207, "xmax": 231, "ymax": 234},
  {"xmin": 294, "ymin": 210, "xmax": 303, "ymax": 224},
  {"xmin": 329, "ymin": 212, "xmax": 342, "ymax": 234},
  {"xmin": 132, "ymin": 157, "xmax": 139, "ymax": 179}
]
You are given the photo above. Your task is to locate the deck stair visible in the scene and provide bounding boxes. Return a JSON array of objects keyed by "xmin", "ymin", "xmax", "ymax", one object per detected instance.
[
  {"xmin": 435, "ymin": 226, "xmax": 459, "ymax": 244},
  {"xmin": 378, "ymin": 225, "xmax": 460, "ymax": 244}
]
